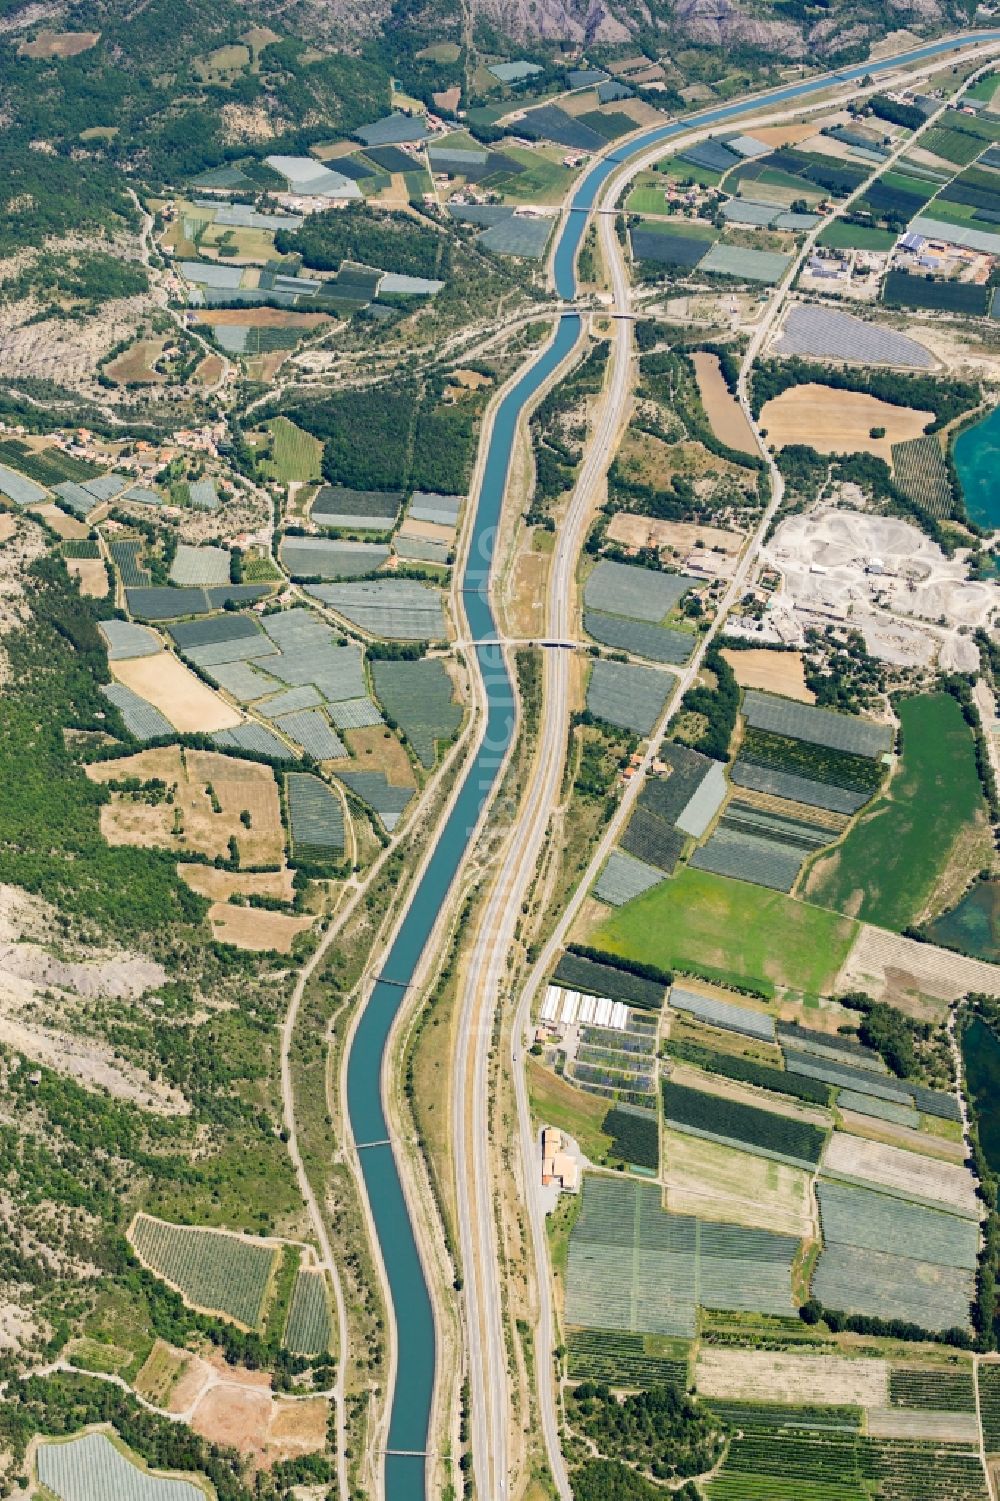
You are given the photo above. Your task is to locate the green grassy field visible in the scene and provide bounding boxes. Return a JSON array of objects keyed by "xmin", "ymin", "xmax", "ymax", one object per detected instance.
[
  {"xmin": 589, "ymin": 866, "xmax": 857, "ymax": 997},
  {"xmin": 492, "ymin": 145, "xmax": 573, "ymax": 203},
  {"xmin": 638, "ymin": 216, "xmax": 717, "ymax": 240},
  {"xmin": 260, "ymin": 416, "xmax": 323, "ymax": 484},
  {"xmin": 627, "ymin": 184, "xmax": 669, "ymax": 214},
  {"xmin": 806, "ymin": 693, "xmax": 987, "ymax": 931},
  {"xmin": 528, "ymin": 1057, "xmax": 612, "ymax": 1165},
  {"xmin": 661, "ymin": 159, "xmax": 724, "ymax": 188},
  {"xmin": 817, "ymin": 221, "xmax": 898, "ymax": 250}
]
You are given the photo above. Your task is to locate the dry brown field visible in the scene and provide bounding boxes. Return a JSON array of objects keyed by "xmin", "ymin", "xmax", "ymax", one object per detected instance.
[
  {"xmin": 241, "ymin": 24, "xmax": 281, "ymax": 49},
  {"xmin": 760, "ymin": 384, "xmax": 932, "ymax": 463},
  {"xmin": 748, "ymin": 121, "xmax": 828, "ymax": 147},
  {"xmin": 397, "ymin": 516, "xmax": 455, "ymax": 545},
  {"xmin": 247, "ymin": 352, "xmax": 289, "ymax": 384},
  {"xmin": 68, "ymin": 557, "xmax": 108, "ymax": 598},
  {"xmin": 691, "ymin": 352, "xmax": 757, "ymax": 454},
  {"xmin": 19, "ymin": 29, "xmax": 99, "ymax": 57},
  {"xmin": 207, "ymin": 903, "xmax": 313, "ymax": 953},
  {"xmin": 344, "ymin": 725, "xmax": 416, "ymax": 785},
  {"xmin": 193, "ymin": 355, "xmax": 224, "ymax": 386},
  {"xmin": 179, "ymin": 866, "xmax": 295, "ymax": 902},
  {"xmin": 89, "ymin": 746, "xmax": 285, "ymax": 864},
  {"xmin": 607, "ymin": 513, "xmax": 743, "ymax": 557},
  {"xmin": 663, "ymin": 1128, "xmax": 814, "ymax": 1238},
  {"xmin": 105, "ymin": 340, "xmax": 167, "ymax": 385},
  {"xmin": 696, "ymin": 1348, "xmax": 890, "ymax": 1407},
  {"xmin": 0, "ymin": 515, "xmax": 17, "ymax": 543},
  {"xmin": 449, "ymin": 368, "xmax": 492, "ymax": 390},
  {"xmin": 721, "ymin": 648, "xmax": 815, "ymax": 703},
  {"xmin": 433, "ymin": 85, "xmax": 461, "ymax": 112},
  {"xmin": 111, "ymin": 655, "xmax": 242, "ymax": 734},
  {"xmin": 151, "ymin": 1342, "xmax": 327, "ymax": 1467},
  {"xmin": 28, "ymin": 502, "xmax": 89, "ymax": 539},
  {"xmin": 200, "ymin": 307, "xmax": 330, "ymax": 329}
]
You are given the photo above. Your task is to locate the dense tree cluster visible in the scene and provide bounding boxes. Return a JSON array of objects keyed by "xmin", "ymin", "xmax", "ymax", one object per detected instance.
[
  {"xmin": 567, "ymin": 1382, "xmax": 725, "ymax": 1485},
  {"xmin": 276, "ymin": 203, "xmax": 447, "ymax": 280},
  {"xmin": 671, "ymin": 645, "xmax": 739, "ymax": 760}
]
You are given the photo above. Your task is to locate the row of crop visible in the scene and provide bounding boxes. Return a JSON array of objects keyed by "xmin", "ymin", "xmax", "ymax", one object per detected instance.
[
  {"xmin": 566, "ymin": 1327, "xmax": 687, "ymax": 1387},
  {"xmin": 666, "ymin": 1038, "xmax": 831, "ymax": 1106},
  {"xmin": 889, "ymin": 1365, "xmax": 976, "ymax": 1413},
  {"xmin": 741, "ymin": 727, "xmax": 885, "ymax": 794},
  {"xmin": 130, "ymin": 1216, "xmax": 277, "ymax": 1329},
  {"xmin": 663, "ymin": 1079, "xmax": 827, "ymax": 1166}
]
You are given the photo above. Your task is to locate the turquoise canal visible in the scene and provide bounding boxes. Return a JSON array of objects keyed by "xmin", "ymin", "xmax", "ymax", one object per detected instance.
[
  {"xmin": 341, "ymin": 32, "xmax": 1000, "ymax": 1499},
  {"xmin": 954, "ymin": 406, "xmax": 1000, "ymax": 530},
  {"xmin": 962, "ymin": 1017, "xmax": 1000, "ymax": 1175}
]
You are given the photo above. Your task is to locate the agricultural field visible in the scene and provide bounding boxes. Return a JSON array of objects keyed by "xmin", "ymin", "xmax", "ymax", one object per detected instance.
[
  {"xmin": 979, "ymin": 1362, "xmax": 1000, "ymax": 1451},
  {"xmin": 88, "ymin": 746, "xmax": 286, "ymax": 866},
  {"xmin": 565, "ymin": 1173, "xmax": 799, "ymax": 1337},
  {"xmin": 816, "ymin": 221, "xmax": 898, "ymax": 250},
  {"xmin": 602, "ymin": 1105, "xmax": 659, "ymax": 1169},
  {"xmin": 566, "ymin": 1011, "xmax": 659, "ymax": 1110},
  {"xmin": 662, "ymin": 1127, "xmax": 815, "ymax": 1237},
  {"xmin": 566, "ymin": 1328, "xmax": 689, "ymax": 1389},
  {"xmin": 36, "ymin": 1432, "xmax": 210, "ymax": 1501},
  {"xmin": 721, "ymin": 648, "xmax": 814, "ymax": 702},
  {"xmin": 371, "ymin": 656, "xmax": 463, "ymax": 766},
  {"xmin": 812, "ymin": 1175, "xmax": 978, "ymax": 1330},
  {"xmin": 110, "ymin": 654, "xmax": 241, "ymax": 735},
  {"xmin": 256, "ymin": 417, "xmax": 323, "ymax": 484},
  {"xmin": 588, "ymin": 866, "xmax": 857, "ymax": 996},
  {"xmin": 690, "ymin": 823, "xmax": 807, "ymax": 892},
  {"xmin": 891, "ymin": 434, "xmax": 953, "ymax": 518},
  {"xmin": 805, "ymin": 694, "xmax": 988, "ymax": 929},
  {"xmin": 821, "ymin": 1132, "xmax": 980, "ymax": 1219},
  {"xmin": 594, "ymin": 849, "xmax": 664, "ymax": 906},
  {"xmin": 206, "ymin": 903, "xmax": 313, "ymax": 953},
  {"xmin": 663, "ymin": 1077, "xmax": 827, "ymax": 1168},
  {"xmin": 586, "ymin": 658, "xmax": 674, "ymax": 736},
  {"xmin": 703, "ymin": 1402, "xmax": 989, "ymax": 1501},
  {"xmin": 128, "ymin": 1215, "xmax": 280, "ymax": 1329},
  {"xmin": 890, "ymin": 1365, "xmax": 977, "ymax": 1412},
  {"xmin": 696, "ymin": 1348, "xmax": 890, "ymax": 1407},
  {"xmin": 882, "ymin": 270, "xmax": 991, "ymax": 315},
  {"xmin": 286, "ymin": 771, "xmax": 345, "ymax": 863},
  {"xmin": 283, "ymin": 1268, "xmax": 332, "ymax": 1355},
  {"xmin": 759, "ymin": 384, "xmax": 933, "ymax": 464},
  {"xmin": 668, "ymin": 985, "xmax": 775, "ymax": 1040}
]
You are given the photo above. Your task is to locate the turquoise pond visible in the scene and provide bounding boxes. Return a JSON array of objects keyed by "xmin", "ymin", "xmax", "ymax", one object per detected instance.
[
  {"xmin": 926, "ymin": 880, "xmax": 1000, "ymax": 965},
  {"xmin": 954, "ymin": 406, "xmax": 1000, "ymax": 530},
  {"xmin": 962, "ymin": 1017, "xmax": 1000, "ymax": 1175}
]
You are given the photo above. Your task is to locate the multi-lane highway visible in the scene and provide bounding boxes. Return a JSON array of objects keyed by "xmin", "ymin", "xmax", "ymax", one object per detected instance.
[{"xmin": 336, "ymin": 28, "xmax": 1000, "ymax": 1501}]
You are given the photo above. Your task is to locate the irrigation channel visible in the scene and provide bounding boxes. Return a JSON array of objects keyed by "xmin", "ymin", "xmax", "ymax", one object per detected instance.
[{"xmin": 342, "ymin": 30, "xmax": 1000, "ymax": 1500}]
